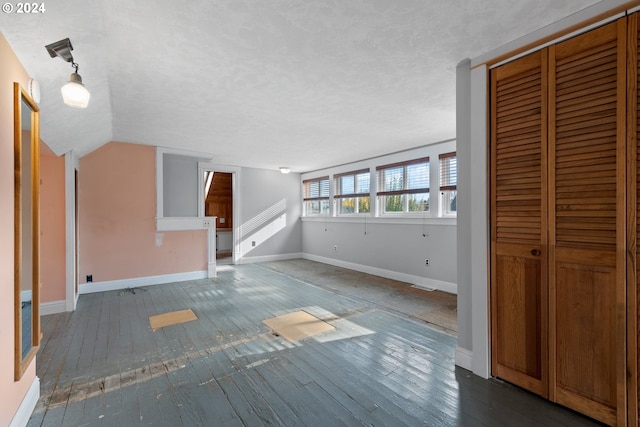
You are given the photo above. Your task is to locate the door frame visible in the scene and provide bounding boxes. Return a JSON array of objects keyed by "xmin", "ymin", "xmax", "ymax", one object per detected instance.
[
  {"xmin": 198, "ymin": 162, "xmax": 240, "ymax": 265},
  {"xmin": 64, "ymin": 150, "xmax": 79, "ymax": 311}
]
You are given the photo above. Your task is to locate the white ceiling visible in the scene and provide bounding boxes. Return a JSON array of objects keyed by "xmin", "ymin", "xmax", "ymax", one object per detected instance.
[{"xmin": 1, "ymin": 0, "xmax": 599, "ymax": 172}]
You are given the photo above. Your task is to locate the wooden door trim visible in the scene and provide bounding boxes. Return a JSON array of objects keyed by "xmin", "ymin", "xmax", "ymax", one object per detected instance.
[
  {"xmin": 548, "ymin": 42, "xmax": 558, "ymax": 404},
  {"xmin": 627, "ymin": 12, "xmax": 639, "ymax": 426},
  {"xmin": 616, "ymin": 17, "xmax": 630, "ymax": 427}
]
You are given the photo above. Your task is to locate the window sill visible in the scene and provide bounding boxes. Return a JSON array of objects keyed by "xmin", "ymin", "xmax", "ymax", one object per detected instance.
[{"xmin": 301, "ymin": 215, "xmax": 456, "ymax": 226}]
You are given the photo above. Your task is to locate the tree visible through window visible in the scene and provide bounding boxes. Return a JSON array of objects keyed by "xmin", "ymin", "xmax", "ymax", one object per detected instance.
[
  {"xmin": 334, "ymin": 169, "xmax": 370, "ymax": 214},
  {"xmin": 376, "ymin": 157, "xmax": 429, "ymax": 214},
  {"xmin": 439, "ymin": 152, "xmax": 457, "ymax": 215}
]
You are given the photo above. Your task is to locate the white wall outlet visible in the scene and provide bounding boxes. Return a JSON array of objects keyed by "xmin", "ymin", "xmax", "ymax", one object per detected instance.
[
  {"xmin": 425, "ymin": 258, "xmax": 430, "ymax": 266},
  {"xmin": 220, "ymin": 218, "xmax": 225, "ymax": 223},
  {"xmin": 203, "ymin": 219, "xmax": 211, "ymax": 227},
  {"xmin": 334, "ymin": 245, "xmax": 338, "ymax": 251}
]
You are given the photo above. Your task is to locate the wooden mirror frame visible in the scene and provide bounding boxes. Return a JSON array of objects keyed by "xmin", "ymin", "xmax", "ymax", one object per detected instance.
[{"xmin": 14, "ymin": 82, "xmax": 40, "ymax": 380}]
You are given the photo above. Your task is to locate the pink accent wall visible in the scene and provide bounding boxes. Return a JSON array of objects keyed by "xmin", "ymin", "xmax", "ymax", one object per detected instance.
[
  {"xmin": 40, "ymin": 143, "xmax": 66, "ymax": 302},
  {"xmin": 0, "ymin": 32, "xmax": 38, "ymax": 426},
  {"xmin": 79, "ymin": 141, "xmax": 207, "ymax": 283}
]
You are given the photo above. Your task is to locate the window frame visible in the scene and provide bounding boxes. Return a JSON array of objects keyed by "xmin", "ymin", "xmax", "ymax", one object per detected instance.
[
  {"xmin": 439, "ymin": 152, "xmax": 457, "ymax": 217},
  {"xmin": 376, "ymin": 157, "xmax": 430, "ymax": 215},
  {"xmin": 303, "ymin": 176, "xmax": 330, "ymax": 216},
  {"xmin": 334, "ymin": 168, "xmax": 371, "ymax": 216}
]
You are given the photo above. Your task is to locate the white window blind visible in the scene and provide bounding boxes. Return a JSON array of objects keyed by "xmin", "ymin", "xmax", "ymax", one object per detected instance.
[
  {"xmin": 335, "ymin": 169, "xmax": 370, "ymax": 214},
  {"xmin": 376, "ymin": 157, "xmax": 430, "ymax": 213},
  {"xmin": 303, "ymin": 176, "xmax": 330, "ymax": 215}
]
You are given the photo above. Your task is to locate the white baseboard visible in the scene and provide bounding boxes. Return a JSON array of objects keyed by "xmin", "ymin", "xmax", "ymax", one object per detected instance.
[
  {"xmin": 239, "ymin": 252, "xmax": 303, "ymax": 265},
  {"xmin": 455, "ymin": 347, "xmax": 473, "ymax": 371},
  {"xmin": 20, "ymin": 290, "xmax": 32, "ymax": 303},
  {"xmin": 9, "ymin": 376, "xmax": 39, "ymax": 427},
  {"xmin": 40, "ymin": 300, "xmax": 67, "ymax": 315},
  {"xmin": 79, "ymin": 270, "xmax": 208, "ymax": 294},
  {"xmin": 302, "ymin": 253, "xmax": 457, "ymax": 294}
]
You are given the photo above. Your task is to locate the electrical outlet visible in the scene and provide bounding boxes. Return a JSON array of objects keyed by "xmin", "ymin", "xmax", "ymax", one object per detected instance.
[
  {"xmin": 252, "ymin": 241, "xmax": 256, "ymax": 247},
  {"xmin": 203, "ymin": 219, "xmax": 211, "ymax": 228},
  {"xmin": 334, "ymin": 245, "xmax": 338, "ymax": 251},
  {"xmin": 87, "ymin": 274, "xmax": 93, "ymax": 282},
  {"xmin": 425, "ymin": 259, "xmax": 430, "ymax": 266}
]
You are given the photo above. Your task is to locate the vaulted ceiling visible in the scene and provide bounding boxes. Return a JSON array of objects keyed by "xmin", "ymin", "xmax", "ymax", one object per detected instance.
[{"xmin": 0, "ymin": 0, "xmax": 599, "ymax": 172}]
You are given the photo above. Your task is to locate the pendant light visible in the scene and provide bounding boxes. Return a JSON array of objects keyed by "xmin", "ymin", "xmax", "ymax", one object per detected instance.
[
  {"xmin": 60, "ymin": 63, "xmax": 90, "ymax": 108},
  {"xmin": 45, "ymin": 38, "xmax": 91, "ymax": 108}
]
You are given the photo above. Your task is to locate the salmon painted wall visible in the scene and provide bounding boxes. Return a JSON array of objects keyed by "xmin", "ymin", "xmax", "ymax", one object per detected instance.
[
  {"xmin": 0, "ymin": 32, "xmax": 38, "ymax": 426},
  {"xmin": 40, "ymin": 143, "xmax": 66, "ymax": 302},
  {"xmin": 79, "ymin": 141, "xmax": 207, "ymax": 284}
]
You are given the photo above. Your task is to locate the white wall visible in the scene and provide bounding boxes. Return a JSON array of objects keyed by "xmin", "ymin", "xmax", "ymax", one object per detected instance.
[
  {"xmin": 301, "ymin": 141, "xmax": 457, "ymax": 293},
  {"xmin": 454, "ymin": 58, "xmax": 491, "ymax": 376},
  {"xmin": 455, "ymin": 58, "xmax": 473, "ymax": 370}
]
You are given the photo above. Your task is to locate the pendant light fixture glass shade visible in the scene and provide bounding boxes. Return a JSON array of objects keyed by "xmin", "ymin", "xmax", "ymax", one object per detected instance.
[
  {"xmin": 61, "ymin": 72, "xmax": 90, "ymax": 108},
  {"xmin": 45, "ymin": 38, "xmax": 91, "ymax": 108}
]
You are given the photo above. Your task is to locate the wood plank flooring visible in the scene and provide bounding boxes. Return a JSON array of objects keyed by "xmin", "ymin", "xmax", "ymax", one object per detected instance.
[{"xmin": 28, "ymin": 260, "xmax": 602, "ymax": 426}]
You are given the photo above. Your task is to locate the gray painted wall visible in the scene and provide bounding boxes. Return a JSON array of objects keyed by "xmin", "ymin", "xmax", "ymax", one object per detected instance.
[
  {"xmin": 300, "ymin": 141, "xmax": 457, "ymax": 293},
  {"xmin": 163, "ymin": 154, "xmax": 198, "ymax": 217},
  {"xmin": 302, "ymin": 219, "xmax": 456, "ymax": 287},
  {"xmin": 238, "ymin": 167, "xmax": 302, "ymax": 260}
]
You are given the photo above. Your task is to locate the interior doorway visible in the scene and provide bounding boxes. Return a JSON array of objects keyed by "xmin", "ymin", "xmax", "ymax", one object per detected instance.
[{"xmin": 203, "ymin": 170, "xmax": 234, "ymax": 265}]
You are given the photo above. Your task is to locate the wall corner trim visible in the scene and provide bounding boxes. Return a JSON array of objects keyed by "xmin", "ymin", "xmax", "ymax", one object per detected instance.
[
  {"xmin": 455, "ymin": 347, "xmax": 473, "ymax": 371},
  {"xmin": 9, "ymin": 376, "xmax": 39, "ymax": 427},
  {"xmin": 78, "ymin": 270, "xmax": 208, "ymax": 295}
]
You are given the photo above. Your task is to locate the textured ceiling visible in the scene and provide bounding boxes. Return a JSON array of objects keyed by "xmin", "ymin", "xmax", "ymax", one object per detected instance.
[{"xmin": 1, "ymin": 0, "xmax": 599, "ymax": 172}]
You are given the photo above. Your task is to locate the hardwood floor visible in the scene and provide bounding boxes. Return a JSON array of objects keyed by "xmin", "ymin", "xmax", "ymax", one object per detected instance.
[{"xmin": 28, "ymin": 260, "xmax": 602, "ymax": 426}]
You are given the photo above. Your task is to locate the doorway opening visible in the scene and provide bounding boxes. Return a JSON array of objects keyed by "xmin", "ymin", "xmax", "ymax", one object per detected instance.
[{"xmin": 203, "ymin": 170, "xmax": 234, "ymax": 265}]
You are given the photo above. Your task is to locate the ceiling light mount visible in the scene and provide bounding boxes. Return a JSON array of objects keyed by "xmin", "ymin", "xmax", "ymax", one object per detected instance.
[
  {"xmin": 45, "ymin": 38, "xmax": 74, "ymax": 62},
  {"xmin": 45, "ymin": 37, "xmax": 91, "ymax": 108}
]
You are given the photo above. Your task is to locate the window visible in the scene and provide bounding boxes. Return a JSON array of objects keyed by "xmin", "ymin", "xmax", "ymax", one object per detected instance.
[
  {"xmin": 439, "ymin": 152, "xmax": 457, "ymax": 215},
  {"xmin": 376, "ymin": 157, "xmax": 429, "ymax": 214},
  {"xmin": 303, "ymin": 176, "xmax": 330, "ymax": 215},
  {"xmin": 334, "ymin": 169, "xmax": 370, "ymax": 215}
]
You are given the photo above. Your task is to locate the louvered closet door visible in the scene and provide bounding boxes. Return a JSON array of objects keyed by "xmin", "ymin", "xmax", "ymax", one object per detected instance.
[
  {"xmin": 549, "ymin": 19, "xmax": 626, "ymax": 426},
  {"xmin": 490, "ymin": 50, "xmax": 548, "ymax": 397}
]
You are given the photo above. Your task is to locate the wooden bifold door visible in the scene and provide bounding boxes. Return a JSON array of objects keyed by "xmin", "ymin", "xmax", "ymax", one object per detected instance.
[{"xmin": 490, "ymin": 16, "xmax": 638, "ymax": 427}]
